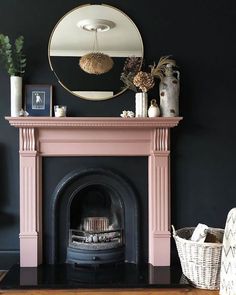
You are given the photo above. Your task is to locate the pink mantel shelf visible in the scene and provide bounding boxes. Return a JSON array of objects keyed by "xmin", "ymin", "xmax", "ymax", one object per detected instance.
[{"xmin": 6, "ymin": 116, "xmax": 182, "ymax": 267}]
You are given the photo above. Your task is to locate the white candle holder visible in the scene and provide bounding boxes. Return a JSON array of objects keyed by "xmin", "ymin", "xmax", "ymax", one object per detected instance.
[{"xmin": 54, "ymin": 105, "xmax": 67, "ymax": 117}]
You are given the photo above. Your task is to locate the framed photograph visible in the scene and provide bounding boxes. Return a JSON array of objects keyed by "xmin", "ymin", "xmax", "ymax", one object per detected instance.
[{"xmin": 25, "ymin": 84, "xmax": 53, "ymax": 116}]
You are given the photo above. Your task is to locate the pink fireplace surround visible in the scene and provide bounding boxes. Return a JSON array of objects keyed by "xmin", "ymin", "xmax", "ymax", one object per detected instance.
[{"xmin": 6, "ymin": 116, "xmax": 182, "ymax": 267}]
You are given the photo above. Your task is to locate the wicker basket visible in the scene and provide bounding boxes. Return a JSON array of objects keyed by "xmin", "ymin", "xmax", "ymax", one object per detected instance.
[{"xmin": 172, "ymin": 225, "xmax": 224, "ymax": 290}]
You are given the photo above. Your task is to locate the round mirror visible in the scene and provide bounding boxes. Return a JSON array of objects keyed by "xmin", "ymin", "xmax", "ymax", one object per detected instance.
[{"xmin": 48, "ymin": 4, "xmax": 144, "ymax": 101}]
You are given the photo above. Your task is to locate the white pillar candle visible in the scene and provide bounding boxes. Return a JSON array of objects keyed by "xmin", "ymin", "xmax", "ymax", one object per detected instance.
[{"xmin": 54, "ymin": 105, "xmax": 67, "ymax": 117}]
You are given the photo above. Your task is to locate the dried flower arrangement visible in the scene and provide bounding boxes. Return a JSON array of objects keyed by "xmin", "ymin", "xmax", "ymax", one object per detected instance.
[
  {"xmin": 133, "ymin": 71, "xmax": 155, "ymax": 93},
  {"xmin": 150, "ymin": 55, "xmax": 176, "ymax": 81},
  {"xmin": 120, "ymin": 56, "xmax": 142, "ymax": 92},
  {"xmin": 120, "ymin": 55, "xmax": 177, "ymax": 93}
]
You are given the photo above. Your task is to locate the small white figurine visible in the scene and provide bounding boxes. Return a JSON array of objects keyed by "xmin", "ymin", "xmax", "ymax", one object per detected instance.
[
  {"xmin": 148, "ymin": 99, "xmax": 160, "ymax": 117},
  {"xmin": 19, "ymin": 109, "xmax": 29, "ymax": 117},
  {"xmin": 120, "ymin": 110, "xmax": 135, "ymax": 118}
]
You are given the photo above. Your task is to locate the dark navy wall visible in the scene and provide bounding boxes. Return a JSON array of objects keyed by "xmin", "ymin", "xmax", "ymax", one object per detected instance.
[{"xmin": 0, "ymin": 0, "xmax": 236, "ymax": 268}]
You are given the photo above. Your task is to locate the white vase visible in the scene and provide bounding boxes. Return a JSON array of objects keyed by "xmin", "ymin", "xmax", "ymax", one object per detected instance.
[
  {"xmin": 10, "ymin": 75, "xmax": 22, "ymax": 117},
  {"xmin": 148, "ymin": 99, "xmax": 160, "ymax": 117},
  {"xmin": 159, "ymin": 65, "xmax": 180, "ymax": 117},
  {"xmin": 135, "ymin": 92, "xmax": 147, "ymax": 117}
]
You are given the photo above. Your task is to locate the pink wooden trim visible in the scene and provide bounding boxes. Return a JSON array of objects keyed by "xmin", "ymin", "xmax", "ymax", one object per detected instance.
[
  {"xmin": 19, "ymin": 128, "xmax": 42, "ymax": 267},
  {"xmin": 6, "ymin": 116, "xmax": 182, "ymax": 267},
  {"xmin": 6, "ymin": 116, "xmax": 181, "ymax": 128},
  {"xmin": 148, "ymin": 151, "xmax": 171, "ymax": 266},
  {"xmin": 38, "ymin": 129, "xmax": 156, "ymax": 156}
]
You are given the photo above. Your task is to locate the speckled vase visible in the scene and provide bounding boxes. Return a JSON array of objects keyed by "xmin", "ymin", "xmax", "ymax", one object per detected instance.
[{"xmin": 159, "ymin": 64, "xmax": 180, "ymax": 117}]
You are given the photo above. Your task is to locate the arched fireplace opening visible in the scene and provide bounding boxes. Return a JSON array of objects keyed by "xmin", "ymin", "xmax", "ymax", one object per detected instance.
[
  {"xmin": 45, "ymin": 168, "xmax": 140, "ymax": 265},
  {"xmin": 67, "ymin": 183, "xmax": 125, "ymax": 265},
  {"xmin": 70, "ymin": 184, "xmax": 123, "ymax": 233}
]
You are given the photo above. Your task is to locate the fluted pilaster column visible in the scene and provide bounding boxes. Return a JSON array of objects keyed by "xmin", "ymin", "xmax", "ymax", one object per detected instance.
[
  {"xmin": 148, "ymin": 128, "xmax": 171, "ymax": 266},
  {"xmin": 19, "ymin": 127, "xmax": 42, "ymax": 267}
]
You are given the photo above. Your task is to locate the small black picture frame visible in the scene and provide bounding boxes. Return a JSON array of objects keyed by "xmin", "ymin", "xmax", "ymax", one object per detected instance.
[{"xmin": 25, "ymin": 84, "xmax": 53, "ymax": 116}]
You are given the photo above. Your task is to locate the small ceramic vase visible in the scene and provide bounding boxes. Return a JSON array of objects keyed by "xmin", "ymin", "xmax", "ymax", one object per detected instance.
[
  {"xmin": 148, "ymin": 99, "xmax": 160, "ymax": 117},
  {"xmin": 135, "ymin": 92, "xmax": 148, "ymax": 117}
]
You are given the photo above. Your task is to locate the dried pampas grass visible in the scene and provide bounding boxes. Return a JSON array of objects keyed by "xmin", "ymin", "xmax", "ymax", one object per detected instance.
[{"xmin": 150, "ymin": 56, "xmax": 176, "ymax": 81}]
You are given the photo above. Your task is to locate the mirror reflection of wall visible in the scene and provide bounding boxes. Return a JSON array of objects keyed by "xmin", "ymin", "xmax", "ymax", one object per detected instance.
[{"xmin": 48, "ymin": 4, "xmax": 144, "ymax": 101}]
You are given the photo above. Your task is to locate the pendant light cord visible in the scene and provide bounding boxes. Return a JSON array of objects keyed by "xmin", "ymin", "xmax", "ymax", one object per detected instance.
[{"xmin": 92, "ymin": 29, "xmax": 99, "ymax": 53}]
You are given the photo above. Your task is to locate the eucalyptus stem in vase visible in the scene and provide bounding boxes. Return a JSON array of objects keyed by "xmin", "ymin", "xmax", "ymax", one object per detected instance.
[{"xmin": 0, "ymin": 34, "xmax": 26, "ymax": 116}]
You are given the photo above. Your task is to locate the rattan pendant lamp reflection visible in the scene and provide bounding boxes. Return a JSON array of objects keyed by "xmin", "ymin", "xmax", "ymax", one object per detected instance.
[{"xmin": 78, "ymin": 19, "xmax": 115, "ymax": 75}]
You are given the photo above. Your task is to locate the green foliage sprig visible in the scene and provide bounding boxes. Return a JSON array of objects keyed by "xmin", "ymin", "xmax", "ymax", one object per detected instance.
[{"xmin": 0, "ymin": 34, "xmax": 26, "ymax": 76}]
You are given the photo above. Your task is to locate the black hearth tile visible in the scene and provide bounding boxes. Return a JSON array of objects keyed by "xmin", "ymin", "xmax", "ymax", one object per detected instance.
[{"xmin": 0, "ymin": 263, "xmax": 189, "ymax": 290}]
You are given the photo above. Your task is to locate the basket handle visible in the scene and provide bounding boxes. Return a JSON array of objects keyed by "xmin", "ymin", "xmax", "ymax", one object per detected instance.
[{"xmin": 171, "ymin": 225, "xmax": 177, "ymax": 236}]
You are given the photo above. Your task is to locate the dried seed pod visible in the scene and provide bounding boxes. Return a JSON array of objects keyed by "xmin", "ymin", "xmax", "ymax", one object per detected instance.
[{"xmin": 133, "ymin": 71, "xmax": 155, "ymax": 92}]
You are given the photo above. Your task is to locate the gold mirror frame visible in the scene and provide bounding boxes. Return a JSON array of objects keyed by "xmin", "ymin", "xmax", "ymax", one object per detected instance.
[{"xmin": 48, "ymin": 4, "xmax": 144, "ymax": 101}]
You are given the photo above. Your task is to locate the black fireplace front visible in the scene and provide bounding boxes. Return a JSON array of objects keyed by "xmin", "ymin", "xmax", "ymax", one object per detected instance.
[{"xmin": 44, "ymin": 168, "xmax": 140, "ymax": 266}]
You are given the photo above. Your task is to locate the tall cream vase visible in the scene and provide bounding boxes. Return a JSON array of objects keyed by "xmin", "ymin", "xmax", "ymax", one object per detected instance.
[
  {"xmin": 10, "ymin": 75, "xmax": 22, "ymax": 117},
  {"xmin": 135, "ymin": 92, "xmax": 147, "ymax": 117}
]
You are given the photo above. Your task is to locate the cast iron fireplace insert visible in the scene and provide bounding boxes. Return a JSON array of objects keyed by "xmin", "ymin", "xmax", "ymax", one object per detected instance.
[{"xmin": 44, "ymin": 168, "xmax": 140, "ymax": 266}]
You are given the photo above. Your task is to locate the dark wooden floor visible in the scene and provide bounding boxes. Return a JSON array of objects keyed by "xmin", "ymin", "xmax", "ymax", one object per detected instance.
[{"xmin": 0, "ymin": 288, "xmax": 220, "ymax": 295}]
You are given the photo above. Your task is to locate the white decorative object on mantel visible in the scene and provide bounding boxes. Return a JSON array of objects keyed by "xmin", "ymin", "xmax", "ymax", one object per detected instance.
[
  {"xmin": 54, "ymin": 105, "xmax": 67, "ymax": 117},
  {"xmin": 120, "ymin": 110, "xmax": 134, "ymax": 118},
  {"xmin": 135, "ymin": 92, "xmax": 147, "ymax": 117},
  {"xmin": 19, "ymin": 109, "xmax": 29, "ymax": 117},
  {"xmin": 10, "ymin": 75, "xmax": 22, "ymax": 117},
  {"xmin": 220, "ymin": 208, "xmax": 236, "ymax": 295},
  {"xmin": 148, "ymin": 99, "xmax": 160, "ymax": 117}
]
